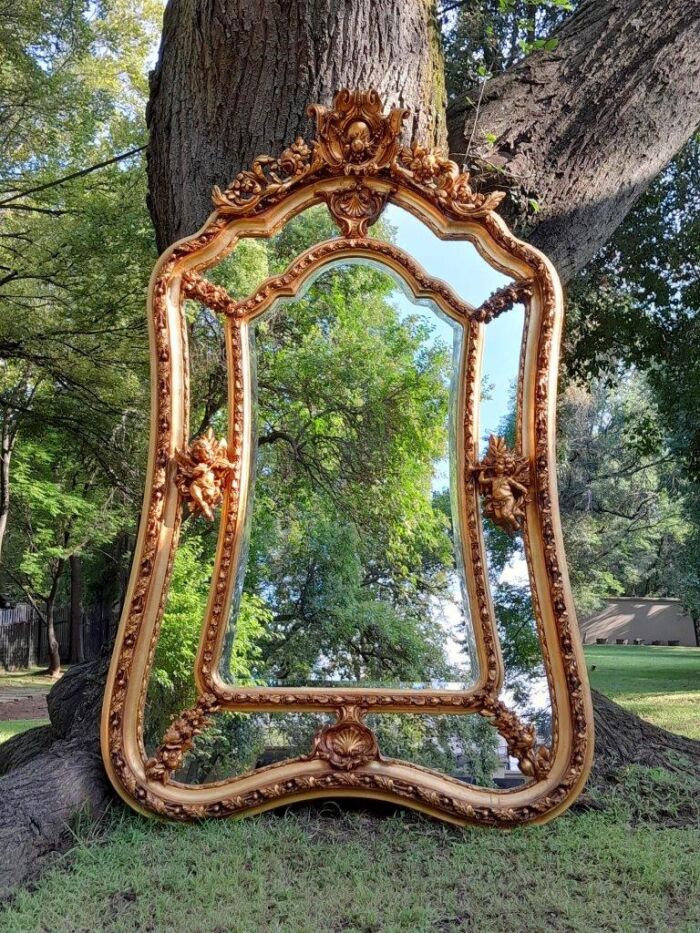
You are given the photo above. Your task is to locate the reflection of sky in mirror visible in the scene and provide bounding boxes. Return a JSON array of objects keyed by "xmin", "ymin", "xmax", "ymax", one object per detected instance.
[
  {"xmin": 383, "ymin": 209, "xmax": 550, "ymax": 727},
  {"xmin": 381, "ymin": 206, "xmax": 524, "ymax": 448}
]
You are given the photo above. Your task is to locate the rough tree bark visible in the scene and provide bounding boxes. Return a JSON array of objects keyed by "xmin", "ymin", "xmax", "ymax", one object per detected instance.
[
  {"xmin": 146, "ymin": 0, "xmax": 447, "ymax": 250},
  {"xmin": 447, "ymin": 0, "xmax": 700, "ymax": 279},
  {"xmin": 3, "ymin": 0, "xmax": 700, "ymax": 896},
  {"xmin": 0, "ymin": 412, "xmax": 16, "ymax": 564},
  {"xmin": 0, "ymin": 658, "xmax": 112, "ymax": 893},
  {"xmin": 43, "ymin": 562, "xmax": 64, "ymax": 678}
]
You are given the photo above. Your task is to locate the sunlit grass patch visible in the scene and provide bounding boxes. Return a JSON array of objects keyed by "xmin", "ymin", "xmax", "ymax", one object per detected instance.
[
  {"xmin": 0, "ymin": 719, "xmax": 50, "ymax": 744},
  {"xmin": 1, "ymin": 792, "xmax": 699, "ymax": 933},
  {"xmin": 585, "ymin": 645, "xmax": 700, "ymax": 738}
]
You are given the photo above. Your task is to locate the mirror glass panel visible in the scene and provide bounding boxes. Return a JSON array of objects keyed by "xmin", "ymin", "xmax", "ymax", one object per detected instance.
[
  {"xmin": 142, "ymin": 203, "xmax": 551, "ymax": 790},
  {"xmin": 172, "ymin": 710, "xmax": 513, "ymax": 788},
  {"xmin": 480, "ymin": 303, "xmax": 553, "ymax": 746},
  {"xmin": 371, "ymin": 204, "xmax": 513, "ymax": 305},
  {"xmin": 219, "ymin": 258, "xmax": 477, "ymax": 690}
]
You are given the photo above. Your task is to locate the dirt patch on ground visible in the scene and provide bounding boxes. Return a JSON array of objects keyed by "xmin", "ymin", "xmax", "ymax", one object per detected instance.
[{"xmin": 0, "ymin": 692, "xmax": 49, "ymax": 721}]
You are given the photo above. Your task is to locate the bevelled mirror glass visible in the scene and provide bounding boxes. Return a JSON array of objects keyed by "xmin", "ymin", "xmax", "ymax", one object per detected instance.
[{"xmin": 105, "ymin": 89, "xmax": 593, "ymax": 826}]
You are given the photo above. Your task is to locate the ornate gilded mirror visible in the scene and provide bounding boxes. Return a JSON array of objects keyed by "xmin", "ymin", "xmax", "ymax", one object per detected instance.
[{"xmin": 102, "ymin": 90, "xmax": 593, "ymax": 826}]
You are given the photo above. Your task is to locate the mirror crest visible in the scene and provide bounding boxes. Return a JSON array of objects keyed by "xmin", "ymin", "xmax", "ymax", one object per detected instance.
[{"xmin": 102, "ymin": 89, "xmax": 593, "ymax": 827}]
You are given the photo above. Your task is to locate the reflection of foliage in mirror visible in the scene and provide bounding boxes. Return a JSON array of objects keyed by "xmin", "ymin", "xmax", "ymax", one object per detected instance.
[
  {"xmin": 145, "ymin": 528, "xmax": 273, "ymax": 751},
  {"xmin": 240, "ymin": 256, "xmax": 462, "ymax": 687},
  {"xmin": 171, "ymin": 710, "xmax": 500, "ymax": 788},
  {"xmin": 172, "ymin": 712, "xmax": 332, "ymax": 784},
  {"xmin": 147, "ymin": 205, "xmax": 483, "ymax": 761},
  {"xmin": 367, "ymin": 713, "xmax": 499, "ymax": 786}
]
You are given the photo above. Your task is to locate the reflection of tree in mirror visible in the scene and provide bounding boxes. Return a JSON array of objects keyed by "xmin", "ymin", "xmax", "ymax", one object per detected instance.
[
  {"xmin": 239, "ymin": 220, "xmax": 470, "ymax": 687},
  {"xmin": 172, "ymin": 712, "xmax": 332, "ymax": 784},
  {"xmin": 169, "ymin": 710, "xmax": 500, "ymax": 788},
  {"xmin": 146, "ymin": 205, "xmax": 498, "ymax": 775},
  {"xmin": 144, "ymin": 531, "xmax": 273, "ymax": 753},
  {"xmin": 367, "ymin": 713, "xmax": 498, "ymax": 786},
  {"xmin": 481, "ymin": 396, "xmax": 551, "ymax": 739}
]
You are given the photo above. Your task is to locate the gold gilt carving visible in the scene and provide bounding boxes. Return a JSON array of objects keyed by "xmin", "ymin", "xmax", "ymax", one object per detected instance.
[
  {"xmin": 473, "ymin": 280, "xmax": 535, "ymax": 323},
  {"xmin": 319, "ymin": 184, "xmax": 389, "ymax": 236},
  {"xmin": 473, "ymin": 435, "xmax": 531, "ymax": 534},
  {"xmin": 213, "ymin": 88, "xmax": 505, "ymax": 227},
  {"xmin": 174, "ymin": 428, "xmax": 236, "ymax": 521},
  {"xmin": 145, "ymin": 695, "xmax": 220, "ymax": 784},
  {"xmin": 102, "ymin": 87, "xmax": 594, "ymax": 830},
  {"xmin": 307, "ymin": 88, "xmax": 406, "ymax": 174},
  {"xmin": 182, "ymin": 270, "xmax": 239, "ymax": 316},
  {"xmin": 309, "ymin": 708, "xmax": 380, "ymax": 771}
]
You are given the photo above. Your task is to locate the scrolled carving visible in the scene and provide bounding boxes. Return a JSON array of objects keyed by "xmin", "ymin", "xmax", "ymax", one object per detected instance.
[
  {"xmin": 182, "ymin": 271, "xmax": 239, "ymax": 317},
  {"xmin": 392, "ymin": 142, "xmax": 506, "ymax": 217},
  {"xmin": 474, "ymin": 280, "xmax": 535, "ymax": 323},
  {"xmin": 213, "ymin": 138, "xmax": 313, "ymax": 215},
  {"xmin": 145, "ymin": 694, "xmax": 220, "ymax": 784},
  {"xmin": 211, "ymin": 89, "xmax": 506, "ymax": 226},
  {"xmin": 308, "ymin": 88, "xmax": 406, "ymax": 175},
  {"xmin": 473, "ymin": 435, "xmax": 531, "ymax": 533},
  {"xmin": 480, "ymin": 697, "xmax": 551, "ymax": 781},
  {"xmin": 174, "ymin": 428, "xmax": 236, "ymax": 521}
]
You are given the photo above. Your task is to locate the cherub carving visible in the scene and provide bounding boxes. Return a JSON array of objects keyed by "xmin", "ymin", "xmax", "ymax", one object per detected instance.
[
  {"xmin": 474, "ymin": 435, "xmax": 531, "ymax": 533},
  {"xmin": 174, "ymin": 428, "xmax": 235, "ymax": 521}
]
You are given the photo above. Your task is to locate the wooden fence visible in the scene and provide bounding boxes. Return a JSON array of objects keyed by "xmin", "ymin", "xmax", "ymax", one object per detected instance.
[{"xmin": 0, "ymin": 604, "xmax": 112, "ymax": 670}]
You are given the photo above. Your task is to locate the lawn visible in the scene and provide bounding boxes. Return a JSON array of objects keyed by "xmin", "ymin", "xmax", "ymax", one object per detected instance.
[
  {"xmin": 0, "ymin": 719, "xmax": 49, "ymax": 744},
  {"xmin": 0, "ymin": 668, "xmax": 61, "ymax": 690},
  {"xmin": 2, "ymin": 768, "xmax": 699, "ymax": 933},
  {"xmin": 585, "ymin": 645, "xmax": 700, "ymax": 739},
  {"xmin": 2, "ymin": 650, "xmax": 699, "ymax": 929}
]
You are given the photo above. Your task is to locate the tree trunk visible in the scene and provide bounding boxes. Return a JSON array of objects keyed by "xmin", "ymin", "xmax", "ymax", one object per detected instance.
[
  {"xmin": 69, "ymin": 555, "xmax": 85, "ymax": 665},
  {"xmin": 0, "ymin": 418, "xmax": 13, "ymax": 564},
  {"xmin": 45, "ymin": 601, "xmax": 61, "ymax": 679},
  {"xmin": 147, "ymin": 0, "xmax": 447, "ymax": 250},
  {"xmin": 43, "ymin": 559, "xmax": 65, "ymax": 678},
  {"xmin": 0, "ymin": 659, "xmax": 113, "ymax": 894},
  {"xmin": 588, "ymin": 690, "xmax": 700, "ymax": 781},
  {"xmin": 5, "ymin": 0, "xmax": 700, "ymax": 896},
  {"xmin": 446, "ymin": 0, "xmax": 700, "ymax": 280}
]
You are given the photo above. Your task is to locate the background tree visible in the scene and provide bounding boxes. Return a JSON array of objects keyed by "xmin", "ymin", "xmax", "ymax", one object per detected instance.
[
  {"xmin": 558, "ymin": 375, "xmax": 690, "ymax": 617},
  {"xmin": 0, "ymin": 0, "xmax": 160, "ymax": 654}
]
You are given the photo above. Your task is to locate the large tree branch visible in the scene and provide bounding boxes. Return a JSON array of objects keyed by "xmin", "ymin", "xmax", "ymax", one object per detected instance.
[
  {"xmin": 447, "ymin": 0, "xmax": 700, "ymax": 280},
  {"xmin": 0, "ymin": 147, "xmax": 146, "ymax": 209}
]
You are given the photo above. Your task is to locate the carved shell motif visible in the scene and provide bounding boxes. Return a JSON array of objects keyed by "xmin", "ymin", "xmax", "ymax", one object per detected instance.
[{"xmin": 310, "ymin": 716, "xmax": 380, "ymax": 771}]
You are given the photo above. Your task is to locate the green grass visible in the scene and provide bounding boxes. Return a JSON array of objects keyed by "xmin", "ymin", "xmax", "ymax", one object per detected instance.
[
  {"xmin": 2, "ymin": 771, "xmax": 699, "ymax": 933},
  {"xmin": 0, "ymin": 719, "xmax": 49, "ymax": 744},
  {"xmin": 585, "ymin": 645, "xmax": 700, "ymax": 739},
  {"xmin": 2, "ymin": 652, "xmax": 699, "ymax": 928}
]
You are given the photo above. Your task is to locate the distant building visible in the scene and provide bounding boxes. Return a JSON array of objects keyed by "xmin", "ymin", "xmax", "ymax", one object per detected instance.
[{"xmin": 580, "ymin": 597, "xmax": 698, "ymax": 647}]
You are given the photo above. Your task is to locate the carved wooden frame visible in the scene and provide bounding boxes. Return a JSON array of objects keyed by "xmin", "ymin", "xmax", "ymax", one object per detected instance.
[{"xmin": 101, "ymin": 90, "xmax": 593, "ymax": 826}]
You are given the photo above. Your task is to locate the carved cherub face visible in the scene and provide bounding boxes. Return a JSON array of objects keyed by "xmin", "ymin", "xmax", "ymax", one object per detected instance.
[
  {"xmin": 190, "ymin": 437, "xmax": 215, "ymax": 463},
  {"xmin": 346, "ymin": 119, "xmax": 371, "ymax": 156}
]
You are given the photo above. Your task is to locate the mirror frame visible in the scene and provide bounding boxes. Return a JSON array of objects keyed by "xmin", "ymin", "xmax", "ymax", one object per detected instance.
[{"xmin": 102, "ymin": 89, "xmax": 593, "ymax": 826}]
